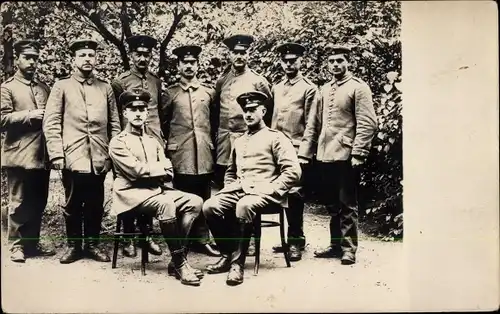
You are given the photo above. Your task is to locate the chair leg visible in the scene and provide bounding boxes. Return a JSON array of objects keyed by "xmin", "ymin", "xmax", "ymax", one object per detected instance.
[
  {"xmin": 280, "ymin": 211, "xmax": 291, "ymax": 268},
  {"xmin": 254, "ymin": 214, "xmax": 262, "ymax": 275},
  {"xmin": 112, "ymin": 217, "xmax": 122, "ymax": 269},
  {"xmin": 140, "ymin": 237, "xmax": 147, "ymax": 276}
]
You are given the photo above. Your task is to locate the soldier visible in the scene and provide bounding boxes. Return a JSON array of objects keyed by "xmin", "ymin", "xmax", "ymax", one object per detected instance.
[
  {"xmin": 212, "ymin": 34, "xmax": 273, "ymax": 189},
  {"xmin": 43, "ymin": 39, "xmax": 122, "ymax": 264},
  {"xmin": 162, "ymin": 45, "xmax": 220, "ymax": 257},
  {"xmin": 111, "ymin": 34, "xmax": 164, "ymax": 257},
  {"xmin": 1, "ymin": 39, "xmax": 56, "ymax": 262},
  {"xmin": 203, "ymin": 91, "xmax": 301, "ymax": 286},
  {"xmin": 269, "ymin": 42, "xmax": 321, "ymax": 262},
  {"xmin": 298, "ymin": 45, "xmax": 378, "ymax": 265},
  {"xmin": 109, "ymin": 89, "xmax": 204, "ymax": 287}
]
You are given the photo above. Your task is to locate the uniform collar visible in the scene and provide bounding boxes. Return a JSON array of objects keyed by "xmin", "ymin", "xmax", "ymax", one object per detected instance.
[
  {"xmin": 125, "ymin": 124, "xmax": 145, "ymax": 136},
  {"xmin": 72, "ymin": 70, "xmax": 95, "ymax": 85},
  {"xmin": 14, "ymin": 71, "xmax": 35, "ymax": 85},
  {"xmin": 332, "ymin": 72, "xmax": 353, "ymax": 86},
  {"xmin": 246, "ymin": 125, "xmax": 267, "ymax": 136},
  {"xmin": 131, "ymin": 66, "xmax": 148, "ymax": 79},
  {"xmin": 286, "ymin": 72, "xmax": 302, "ymax": 86},
  {"xmin": 179, "ymin": 78, "xmax": 200, "ymax": 91},
  {"xmin": 231, "ymin": 65, "xmax": 248, "ymax": 77}
]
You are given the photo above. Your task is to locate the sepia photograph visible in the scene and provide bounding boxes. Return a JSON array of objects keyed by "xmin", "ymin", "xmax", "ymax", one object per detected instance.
[{"xmin": 0, "ymin": 1, "xmax": 497, "ymax": 313}]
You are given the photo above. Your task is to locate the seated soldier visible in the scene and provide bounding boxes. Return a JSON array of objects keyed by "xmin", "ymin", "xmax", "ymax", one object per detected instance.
[
  {"xmin": 202, "ymin": 91, "xmax": 302, "ymax": 286},
  {"xmin": 109, "ymin": 89, "xmax": 204, "ymax": 286}
]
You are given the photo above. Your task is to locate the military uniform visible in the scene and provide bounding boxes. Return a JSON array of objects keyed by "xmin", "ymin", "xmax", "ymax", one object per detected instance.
[
  {"xmin": 0, "ymin": 40, "xmax": 54, "ymax": 261},
  {"xmin": 213, "ymin": 35, "xmax": 272, "ymax": 188},
  {"xmin": 111, "ymin": 35, "xmax": 164, "ymax": 147},
  {"xmin": 203, "ymin": 91, "xmax": 301, "ymax": 286},
  {"xmin": 42, "ymin": 39, "xmax": 122, "ymax": 263},
  {"xmin": 299, "ymin": 46, "xmax": 378, "ymax": 264},
  {"xmin": 270, "ymin": 43, "xmax": 321, "ymax": 255},
  {"xmin": 109, "ymin": 89, "xmax": 204, "ymax": 286}
]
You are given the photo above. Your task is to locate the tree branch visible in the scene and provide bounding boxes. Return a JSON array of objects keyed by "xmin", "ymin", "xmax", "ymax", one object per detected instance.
[
  {"xmin": 157, "ymin": 8, "xmax": 186, "ymax": 79},
  {"xmin": 120, "ymin": 3, "xmax": 133, "ymax": 40}
]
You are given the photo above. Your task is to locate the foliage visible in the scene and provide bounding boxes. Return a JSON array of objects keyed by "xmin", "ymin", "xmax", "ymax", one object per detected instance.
[{"xmin": 0, "ymin": 1, "xmax": 402, "ymax": 239}]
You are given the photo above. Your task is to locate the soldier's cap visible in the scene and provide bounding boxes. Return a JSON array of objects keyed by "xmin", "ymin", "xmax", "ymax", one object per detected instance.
[
  {"xmin": 172, "ymin": 45, "xmax": 202, "ymax": 61},
  {"xmin": 69, "ymin": 39, "xmax": 99, "ymax": 53},
  {"xmin": 223, "ymin": 34, "xmax": 254, "ymax": 52},
  {"xmin": 126, "ymin": 35, "xmax": 158, "ymax": 52},
  {"xmin": 325, "ymin": 44, "xmax": 352, "ymax": 55},
  {"xmin": 236, "ymin": 91, "xmax": 268, "ymax": 110},
  {"xmin": 119, "ymin": 89, "xmax": 151, "ymax": 109},
  {"xmin": 276, "ymin": 42, "xmax": 306, "ymax": 59},
  {"xmin": 14, "ymin": 39, "xmax": 41, "ymax": 56}
]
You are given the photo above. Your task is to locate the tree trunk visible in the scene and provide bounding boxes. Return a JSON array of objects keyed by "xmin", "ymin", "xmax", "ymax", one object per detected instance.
[{"xmin": 1, "ymin": 15, "xmax": 15, "ymax": 81}]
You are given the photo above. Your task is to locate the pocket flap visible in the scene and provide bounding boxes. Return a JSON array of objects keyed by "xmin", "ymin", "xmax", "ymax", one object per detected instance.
[
  {"xmin": 167, "ymin": 143, "xmax": 178, "ymax": 151},
  {"xmin": 341, "ymin": 135, "xmax": 354, "ymax": 147}
]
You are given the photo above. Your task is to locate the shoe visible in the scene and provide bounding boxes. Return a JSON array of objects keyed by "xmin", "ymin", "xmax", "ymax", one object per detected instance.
[
  {"xmin": 289, "ymin": 244, "xmax": 302, "ymax": 262},
  {"xmin": 10, "ymin": 247, "xmax": 26, "ymax": 263},
  {"xmin": 190, "ymin": 242, "xmax": 221, "ymax": 257},
  {"xmin": 122, "ymin": 242, "xmax": 137, "ymax": 258},
  {"xmin": 60, "ymin": 246, "xmax": 83, "ymax": 264},
  {"xmin": 313, "ymin": 245, "xmax": 343, "ymax": 258},
  {"xmin": 173, "ymin": 262, "xmax": 201, "ymax": 286},
  {"xmin": 147, "ymin": 238, "xmax": 163, "ymax": 256},
  {"xmin": 25, "ymin": 244, "xmax": 56, "ymax": 257},
  {"xmin": 168, "ymin": 260, "xmax": 204, "ymax": 279},
  {"xmin": 206, "ymin": 256, "xmax": 231, "ymax": 274},
  {"xmin": 272, "ymin": 242, "xmax": 306, "ymax": 253},
  {"xmin": 226, "ymin": 263, "xmax": 244, "ymax": 286},
  {"xmin": 85, "ymin": 245, "xmax": 111, "ymax": 262},
  {"xmin": 246, "ymin": 240, "xmax": 255, "ymax": 256},
  {"xmin": 341, "ymin": 251, "xmax": 356, "ymax": 265}
]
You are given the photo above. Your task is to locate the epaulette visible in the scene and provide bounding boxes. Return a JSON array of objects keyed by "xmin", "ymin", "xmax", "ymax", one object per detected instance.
[
  {"xmin": 250, "ymin": 68, "xmax": 264, "ymax": 77},
  {"xmin": 201, "ymin": 82, "xmax": 215, "ymax": 90},
  {"xmin": 2, "ymin": 76, "xmax": 14, "ymax": 85},
  {"xmin": 96, "ymin": 76, "xmax": 110, "ymax": 84},
  {"xmin": 352, "ymin": 76, "xmax": 365, "ymax": 84},
  {"xmin": 57, "ymin": 75, "xmax": 71, "ymax": 82},
  {"xmin": 118, "ymin": 71, "xmax": 132, "ymax": 79},
  {"xmin": 148, "ymin": 71, "xmax": 159, "ymax": 79},
  {"xmin": 302, "ymin": 76, "xmax": 315, "ymax": 86}
]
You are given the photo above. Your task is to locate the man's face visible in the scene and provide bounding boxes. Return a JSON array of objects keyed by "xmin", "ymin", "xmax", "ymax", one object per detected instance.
[
  {"xmin": 73, "ymin": 49, "xmax": 96, "ymax": 73},
  {"xmin": 230, "ymin": 48, "xmax": 248, "ymax": 70},
  {"xmin": 131, "ymin": 48, "xmax": 152, "ymax": 71},
  {"xmin": 16, "ymin": 53, "xmax": 39, "ymax": 77},
  {"xmin": 243, "ymin": 105, "xmax": 266, "ymax": 128},
  {"xmin": 327, "ymin": 53, "xmax": 349, "ymax": 77},
  {"xmin": 123, "ymin": 105, "xmax": 148, "ymax": 127},
  {"xmin": 280, "ymin": 55, "xmax": 301, "ymax": 76},
  {"xmin": 178, "ymin": 58, "xmax": 198, "ymax": 79}
]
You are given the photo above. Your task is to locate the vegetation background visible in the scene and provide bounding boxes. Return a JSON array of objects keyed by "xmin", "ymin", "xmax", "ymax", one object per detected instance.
[{"xmin": 0, "ymin": 1, "xmax": 402, "ymax": 242}]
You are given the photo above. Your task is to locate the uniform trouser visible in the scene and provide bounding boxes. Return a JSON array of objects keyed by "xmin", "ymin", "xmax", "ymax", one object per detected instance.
[
  {"xmin": 132, "ymin": 189, "xmax": 203, "ymax": 245},
  {"xmin": 6, "ymin": 168, "xmax": 50, "ymax": 250},
  {"xmin": 202, "ymin": 190, "xmax": 274, "ymax": 256},
  {"xmin": 213, "ymin": 164, "xmax": 228, "ymax": 190},
  {"xmin": 285, "ymin": 163, "xmax": 311, "ymax": 246},
  {"xmin": 173, "ymin": 173, "xmax": 212, "ymax": 245},
  {"xmin": 61, "ymin": 170, "xmax": 106, "ymax": 247},
  {"xmin": 316, "ymin": 161, "xmax": 360, "ymax": 254}
]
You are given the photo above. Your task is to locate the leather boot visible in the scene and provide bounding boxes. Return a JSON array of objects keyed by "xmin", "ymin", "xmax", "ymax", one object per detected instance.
[
  {"xmin": 226, "ymin": 219, "xmax": 252, "ymax": 286},
  {"xmin": 85, "ymin": 241, "xmax": 111, "ymax": 262},
  {"xmin": 204, "ymin": 213, "xmax": 234, "ymax": 274},
  {"xmin": 122, "ymin": 215, "xmax": 138, "ymax": 258},
  {"xmin": 60, "ymin": 215, "xmax": 83, "ymax": 264},
  {"xmin": 137, "ymin": 215, "xmax": 163, "ymax": 256},
  {"xmin": 159, "ymin": 219, "xmax": 200, "ymax": 286},
  {"xmin": 168, "ymin": 247, "xmax": 204, "ymax": 279},
  {"xmin": 122, "ymin": 239, "xmax": 137, "ymax": 258}
]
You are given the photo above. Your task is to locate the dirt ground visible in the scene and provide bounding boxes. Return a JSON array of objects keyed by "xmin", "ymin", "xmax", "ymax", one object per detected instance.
[{"xmin": 1, "ymin": 173, "xmax": 406, "ymax": 313}]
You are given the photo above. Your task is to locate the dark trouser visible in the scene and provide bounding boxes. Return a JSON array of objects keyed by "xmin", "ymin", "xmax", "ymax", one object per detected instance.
[
  {"xmin": 173, "ymin": 173, "xmax": 212, "ymax": 245},
  {"xmin": 212, "ymin": 164, "xmax": 228, "ymax": 190},
  {"xmin": 316, "ymin": 161, "xmax": 360, "ymax": 254},
  {"xmin": 133, "ymin": 189, "xmax": 203, "ymax": 245},
  {"xmin": 6, "ymin": 168, "xmax": 50, "ymax": 251},
  {"xmin": 61, "ymin": 170, "xmax": 106, "ymax": 248},
  {"xmin": 285, "ymin": 163, "xmax": 310, "ymax": 247},
  {"xmin": 202, "ymin": 190, "xmax": 273, "ymax": 256}
]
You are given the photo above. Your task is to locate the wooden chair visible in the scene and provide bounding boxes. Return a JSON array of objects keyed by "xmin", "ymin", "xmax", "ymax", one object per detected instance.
[
  {"xmin": 111, "ymin": 213, "xmax": 162, "ymax": 276},
  {"xmin": 253, "ymin": 203, "xmax": 291, "ymax": 275}
]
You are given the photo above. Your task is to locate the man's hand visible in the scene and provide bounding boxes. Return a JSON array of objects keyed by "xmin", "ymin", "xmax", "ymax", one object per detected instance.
[
  {"xmin": 51, "ymin": 157, "xmax": 65, "ymax": 170},
  {"xmin": 298, "ymin": 156, "xmax": 310, "ymax": 165},
  {"xmin": 28, "ymin": 109, "xmax": 45, "ymax": 121},
  {"xmin": 351, "ymin": 155, "xmax": 365, "ymax": 167}
]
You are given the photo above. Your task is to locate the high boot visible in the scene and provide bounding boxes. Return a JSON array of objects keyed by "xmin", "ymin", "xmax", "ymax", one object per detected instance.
[
  {"xmin": 159, "ymin": 219, "xmax": 200, "ymax": 286},
  {"xmin": 226, "ymin": 219, "xmax": 253, "ymax": 286},
  {"xmin": 204, "ymin": 214, "xmax": 233, "ymax": 274},
  {"xmin": 60, "ymin": 214, "xmax": 83, "ymax": 264},
  {"xmin": 138, "ymin": 214, "xmax": 163, "ymax": 255},
  {"xmin": 168, "ymin": 247, "xmax": 204, "ymax": 279},
  {"xmin": 121, "ymin": 215, "xmax": 137, "ymax": 258}
]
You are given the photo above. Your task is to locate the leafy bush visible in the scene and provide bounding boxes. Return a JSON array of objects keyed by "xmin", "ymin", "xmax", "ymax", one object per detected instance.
[{"xmin": 1, "ymin": 1, "xmax": 402, "ymax": 240}]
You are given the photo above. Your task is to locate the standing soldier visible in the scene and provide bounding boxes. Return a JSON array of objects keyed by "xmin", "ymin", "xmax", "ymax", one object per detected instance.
[
  {"xmin": 111, "ymin": 34, "xmax": 164, "ymax": 257},
  {"xmin": 43, "ymin": 39, "xmax": 122, "ymax": 264},
  {"xmin": 269, "ymin": 42, "xmax": 321, "ymax": 262},
  {"xmin": 298, "ymin": 45, "xmax": 377, "ymax": 265},
  {"xmin": 1, "ymin": 39, "xmax": 56, "ymax": 262},
  {"xmin": 213, "ymin": 34, "xmax": 272, "ymax": 189},
  {"xmin": 162, "ymin": 45, "xmax": 220, "ymax": 257}
]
